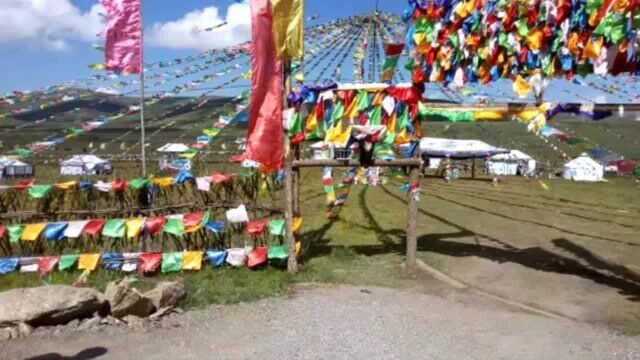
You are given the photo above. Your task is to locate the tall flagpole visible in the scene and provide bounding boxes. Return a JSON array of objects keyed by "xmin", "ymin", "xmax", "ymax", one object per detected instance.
[{"xmin": 139, "ymin": 0, "xmax": 147, "ymax": 176}]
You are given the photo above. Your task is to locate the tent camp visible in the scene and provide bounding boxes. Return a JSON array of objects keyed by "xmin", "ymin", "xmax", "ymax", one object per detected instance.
[
  {"xmin": 562, "ymin": 154, "xmax": 604, "ymax": 182},
  {"xmin": 0, "ymin": 157, "xmax": 33, "ymax": 179},
  {"xmin": 157, "ymin": 143, "xmax": 190, "ymax": 153},
  {"xmin": 419, "ymin": 137, "xmax": 508, "ymax": 160},
  {"xmin": 60, "ymin": 155, "xmax": 112, "ymax": 176},
  {"xmin": 157, "ymin": 143, "xmax": 191, "ymax": 171},
  {"xmin": 487, "ymin": 150, "xmax": 536, "ymax": 176}
]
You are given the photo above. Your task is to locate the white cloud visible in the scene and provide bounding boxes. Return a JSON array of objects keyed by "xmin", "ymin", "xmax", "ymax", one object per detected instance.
[
  {"xmin": 146, "ymin": 1, "xmax": 251, "ymax": 51},
  {"xmin": 0, "ymin": 0, "xmax": 104, "ymax": 50}
]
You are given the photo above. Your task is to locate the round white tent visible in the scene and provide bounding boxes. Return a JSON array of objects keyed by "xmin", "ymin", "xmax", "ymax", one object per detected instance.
[
  {"xmin": 562, "ymin": 154, "xmax": 604, "ymax": 182},
  {"xmin": 487, "ymin": 150, "xmax": 536, "ymax": 176},
  {"xmin": 0, "ymin": 157, "xmax": 33, "ymax": 179},
  {"xmin": 60, "ymin": 155, "xmax": 112, "ymax": 176}
]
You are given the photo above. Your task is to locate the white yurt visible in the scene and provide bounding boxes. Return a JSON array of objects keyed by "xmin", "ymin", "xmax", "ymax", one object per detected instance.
[
  {"xmin": 0, "ymin": 157, "xmax": 33, "ymax": 179},
  {"xmin": 487, "ymin": 150, "xmax": 536, "ymax": 176},
  {"xmin": 562, "ymin": 154, "xmax": 604, "ymax": 182},
  {"xmin": 60, "ymin": 155, "xmax": 112, "ymax": 176}
]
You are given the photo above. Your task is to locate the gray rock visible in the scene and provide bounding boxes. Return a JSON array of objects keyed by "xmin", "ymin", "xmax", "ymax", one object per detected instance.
[
  {"xmin": 0, "ymin": 327, "xmax": 13, "ymax": 341},
  {"xmin": 66, "ymin": 319, "xmax": 80, "ymax": 329},
  {"xmin": 149, "ymin": 306, "xmax": 174, "ymax": 321},
  {"xmin": 144, "ymin": 282, "xmax": 186, "ymax": 310},
  {"xmin": 122, "ymin": 315, "xmax": 146, "ymax": 330},
  {"xmin": 105, "ymin": 278, "xmax": 155, "ymax": 318},
  {"xmin": 17, "ymin": 322, "xmax": 32, "ymax": 337},
  {"xmin": 0, "ymin": 286, "xmax": 106, "ymax": 327},
  {"xmin": 78, "ymin": 316, "xmax": 101, "ymax": 331}
]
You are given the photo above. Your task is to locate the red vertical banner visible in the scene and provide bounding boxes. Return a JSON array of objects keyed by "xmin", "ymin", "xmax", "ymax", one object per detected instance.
[
  {"xmin": 101, "ymin": 0, "xmax": 142, "ymax": 74},
  {"xmin": 246, "ymin": 0, "xmax": 284, "ymax": 172}
]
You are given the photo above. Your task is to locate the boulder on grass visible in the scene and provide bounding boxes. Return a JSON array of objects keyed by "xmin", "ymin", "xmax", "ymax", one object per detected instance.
[
  {"xmin": 0, "ymin": 286, "xmax": 106, "ymax": 327},
  {"xmin": 105, "ymin": 278, "xmax": 155, "ymax": 318},
  {"xmin": 144, "ymin": 281, "xmax": 186, "ymax": 310}
]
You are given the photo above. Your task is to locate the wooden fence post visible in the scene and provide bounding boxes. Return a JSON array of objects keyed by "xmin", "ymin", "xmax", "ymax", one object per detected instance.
[
  {"xmin": 283, "ymin": 61, "xmax": 298, "ymax": 274},
  {"xmin": 406, "ymin": 165, "xmax": 419, "ymax": 271}
]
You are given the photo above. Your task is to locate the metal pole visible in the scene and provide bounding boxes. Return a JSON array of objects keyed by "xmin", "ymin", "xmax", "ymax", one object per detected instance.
[{"xmin": 139, "ymin": 0, "xmax": 147, "ymax": 176}]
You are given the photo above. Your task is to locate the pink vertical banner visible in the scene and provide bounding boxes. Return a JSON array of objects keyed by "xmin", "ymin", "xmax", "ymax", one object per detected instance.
[
  {"xmin": 101, "ymin": 0, "xmax": 142, "ymax": 74},
  {"xmin": 246, "ymin": 0, "xmax": 284, "ymax": 172}
]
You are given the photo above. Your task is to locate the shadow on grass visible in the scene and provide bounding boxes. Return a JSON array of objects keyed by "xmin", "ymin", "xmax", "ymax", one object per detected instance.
[
  {"xmin": 432, "ymin": 184, "xmax": 640, "ymax": 230},
  {"xmin": 427, "ymin": 191, "xmax": 639, "ymax": 247},
  {"xmin": 417, "ymin": 236, "xmax": 640, "ymax": 302},
  {"xmin": 379, "ymin": 184, "xmax": 640, "ymax": 301}
]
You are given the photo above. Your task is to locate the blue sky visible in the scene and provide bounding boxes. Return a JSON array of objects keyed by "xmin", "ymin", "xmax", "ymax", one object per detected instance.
[
  {"xmin": 0, "ymin": 1, "xmax": 637, "ymax": 103},
  {"xmin": 0, "ymin": 0, "xmax": 404, "ymax": 93}
]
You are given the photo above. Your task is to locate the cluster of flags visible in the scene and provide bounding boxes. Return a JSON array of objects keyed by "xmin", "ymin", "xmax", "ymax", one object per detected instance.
[
  {"xmin": 403, "ymin": 0, "xmax": 639, "ymax": 90},
  {"xmin": 0, "ymin": 210, "xmax": 304, "ymax": 276},
  {"xmin": 1, "ymin": 170, "xmax": 242, "ymax": 200},
  {"xmin": 0, "ymin": 246, "xmax": 295, "ymax": 277}
]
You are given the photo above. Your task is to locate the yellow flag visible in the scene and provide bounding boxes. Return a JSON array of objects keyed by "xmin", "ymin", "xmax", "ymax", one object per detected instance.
[
  {"xmin": 126, "ymin": 218, "xmax": 145, "ymax": 239},
  {"xmin": 345, "ymin": 97, "xmax": 360, "ymax": 120},
  {"xmin": 271, "ymin": 0, "xmax": 304, "ymax": 59},
  {"xmin": 584, "ymin": 37, "xmax": 603, "ymax": 60},
  {"xmin": 474, "ymin": 110, "xmax": 506, "ymax": 121},
  {"xmin": 78, "ymin": 254, "xmax": 100, "ymax": 272},
  {"xmin": 292, "ymin": 217, "xmax": 303, "ymax": 233},
  {"xmin": 55, "ymin": 181, "xmax": 78, "ymax": 190},
  {"xmin": 395, "ymin": 129, "xmax": 412, "ymax": 145},
  {"xmin": 183, "ymin": 251, "xmax": 204, "ymax": 271},
  {"xmin": 513, "ymin": 75, "xmax": 533, "ymax": 98},
  {"xmin": 22, "ymin": 223, "xmax": 47, "ymax": 242},
  {"xmin": 153, "ymin": 177, "xmax": 175, "ymax": 188},
  {"xmin": 527, "ymin": 29, "xmax": 544, "ymax": 51},
  {"xmin": 305, "ymin": 111, "xmax": 318, "ymax": 134},
  {"xmin": 387, "ymin": 112, "xmax": 397, "ymax": 134},
  {"xmin": 413, "ymin": 32, "xmax": 427, "ymax": 46},
  {"xmin": 326, "ymin": 124, "xmax": 352, "ymax": 146}
]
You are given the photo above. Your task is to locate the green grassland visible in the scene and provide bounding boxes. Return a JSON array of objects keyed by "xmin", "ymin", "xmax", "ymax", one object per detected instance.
[{"xmin": 1, "ymin": 97, "xmax": 639, "ymax": 333}]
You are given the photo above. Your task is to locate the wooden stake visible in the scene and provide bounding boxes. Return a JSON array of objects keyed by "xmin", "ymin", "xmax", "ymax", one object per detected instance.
[
  {"xmin": 283, "ymin": 61, "xmax": 298, "ymax": 274},
  {"xmin": 406, "ymin": 165, "xmax": 419, "ymax": 272},
  {"xmin": 293, "ymin": 145, "xmax": 301, "ymax": 215}
]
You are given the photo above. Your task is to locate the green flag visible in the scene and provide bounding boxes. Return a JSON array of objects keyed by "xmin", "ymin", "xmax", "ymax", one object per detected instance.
[
  {"xmin": 369, "ymin": 107, "xmax": 382, "ymax": 126},
  {"xmin": 268, "ymin": 245, "xmax": 288, "ymax": 261},
  {"xmin": 356, "ymin": 90, "xmax": 370, "ymax": 111},
  {"xmin": 28, "ymin": 185, "xmax": 53, "ymax": 199},
  {"xmin": 269, "ymin": 219, "xmax": 286, "ymax": 236},
  {"xmin": 162, "ymin": 252, "xmax": 183, "ymax": 273},
  {"xmin": 330, "ymin": 102, "xmax": 344, "ymax": 126},
  {"xmin": 59, "ymin": 254, "xmax": 80, "ymax": 271},
  {"xmin": 103, "ymin": 219, "xmax": 126, "ymax": 238},
  {"xmin": 289, "ymin": 112, "xmax": 303, "ymax": 136},
  {"xmin": 129, "ymin": 178, "xmax": 150, "ymax": 190},
  {"xmin": 8, "ymin": 225, "xmax": 24, "ymax": 244},
  {"xmin": 164, "ymin": 218, "xmax": 185, "ymax": 237},
  {"xmin": 203, "ymin": 128, "xmax": 221, "ymax": 137}
]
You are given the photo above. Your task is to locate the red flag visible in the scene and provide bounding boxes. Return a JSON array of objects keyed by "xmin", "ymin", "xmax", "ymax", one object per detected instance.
[
  {"xmin": 84, "ymin": 219, "xmax": 106, "ymax": 236},
  {"xmin": 112, "ymin": 179, "xmax": 128, "ymax": 192},
  {"xmin": 38, "ymin": 256, "xmax": 59, "ymax": 276},
  {"xmin": 184, "ymin": 212, "xmax": 205, "ymax": 228},
  {"xmin": 246, "ymin": 219, "xmax": 268, "ymax": 236},
  {"xmin": 139, "ymin": 252, "xmax": 162, "ymax": 275},
  {"xmin": 247, "ymin": 246, "xmax": 268, "ymax": 269},
  {"xmin": 246, "ymin": 0, "xmax": 284, "ymax": 172},
  {"xmin": 101, "ymin": 0, "xmax": 142, "ymax": 74},
  {"xmin": 145, "ymin": 216, "xmax": 166, "ymax": 236},
  {"xmin": 211, "ymin": 172, "xmax": 234, "ymax": 184}
]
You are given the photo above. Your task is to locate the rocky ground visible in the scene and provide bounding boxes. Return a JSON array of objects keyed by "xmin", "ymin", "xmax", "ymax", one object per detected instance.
[{"xmin": 4, "ymin": 285, "xmax": 640, "ymax": 360}]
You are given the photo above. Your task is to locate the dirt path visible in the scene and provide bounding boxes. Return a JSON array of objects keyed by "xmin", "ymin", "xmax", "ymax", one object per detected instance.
[{"xmin": 4, "ymin": 285, "xmax": 639, "ymax": 360}]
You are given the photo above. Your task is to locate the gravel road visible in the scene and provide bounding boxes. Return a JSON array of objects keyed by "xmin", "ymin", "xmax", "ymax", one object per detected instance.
[{"xmin": 4, "ymin": 285, "xmax": 639, "ymax": 360}]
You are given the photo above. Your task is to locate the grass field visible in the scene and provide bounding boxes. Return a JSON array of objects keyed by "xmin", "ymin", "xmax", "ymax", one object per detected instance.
[{"xmin": 1, "ymin": 97, "xmax": 640, "ymax": 334}]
